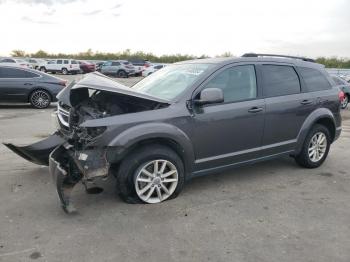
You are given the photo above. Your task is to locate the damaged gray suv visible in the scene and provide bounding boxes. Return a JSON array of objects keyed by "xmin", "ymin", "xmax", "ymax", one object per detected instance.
[{"xmin": 5, "ymin": 53, "xmax": 343, "ymax": 213}]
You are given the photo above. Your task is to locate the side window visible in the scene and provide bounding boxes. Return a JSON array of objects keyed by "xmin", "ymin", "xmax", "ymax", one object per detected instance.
[
  {"xmin": 262, "ymin": 65, "xmax": 300, "ymax": 97},
  {"xmin": 103, "ymin": 61, "xmax": 112, "ymax": 66},
  {"xmin": 71, "ymin": 60, "xmax": 77, "ymax": 64},
  {"xmin": 63, "ymin": 60, "xmax": 69, "ymax": 64},
  {"xmin": 25, "ymin": 71, "xmax": 40, "ymax": 78},
  {"xmin": 57, "ymin": 60, "xmax": 62, "ymax": 64},
  {"xmin": 204, "ymin": 65, "xmax": 257, "ymax": 103},
  {"xmin": 0, "ymin": 68, "xmax": 27, "ymax": 78},
  {"xmin": 299, "ymin": 67, "xmax": 331, "ymax": 92},
  {"xmin": 111, "ymin": 62, "xmax": 121, "ymax": 66}
]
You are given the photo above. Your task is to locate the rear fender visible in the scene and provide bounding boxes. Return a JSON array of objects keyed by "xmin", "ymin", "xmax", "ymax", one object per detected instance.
[{"xmin": 295, "ymin": 108, "xmax": 336, "ymax": 155}]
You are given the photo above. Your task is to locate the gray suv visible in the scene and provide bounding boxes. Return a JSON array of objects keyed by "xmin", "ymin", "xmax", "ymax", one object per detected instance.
[
  {"xmin": 5, "ymin": 54, "xmax": 342, "ymax": 213},
  {"xmin": 100, "ymin": 60, "xmax": 135, "ymax": 77}
]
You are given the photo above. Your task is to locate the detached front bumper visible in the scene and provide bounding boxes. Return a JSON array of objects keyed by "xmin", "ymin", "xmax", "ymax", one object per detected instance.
[{"xmin": 49, "ymin": 143, "xmax": 109, "ymax": 213}]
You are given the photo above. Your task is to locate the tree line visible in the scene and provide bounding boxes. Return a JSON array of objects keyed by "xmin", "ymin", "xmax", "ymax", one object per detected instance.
[{"xmin": 9, "ymin": 49, "xmax": 350, "ymax": 68}]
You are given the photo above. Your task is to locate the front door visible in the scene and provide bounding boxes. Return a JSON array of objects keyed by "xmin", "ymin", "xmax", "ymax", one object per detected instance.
[{"xmin": 192, "ymin": 64, "xmax": 265, "ymax": 173}]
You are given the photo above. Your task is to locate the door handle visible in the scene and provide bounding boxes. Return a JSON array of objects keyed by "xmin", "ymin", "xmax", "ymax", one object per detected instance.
[
  {"xmin": 248, "ymin": 107, "xmax": 263, "ymax": 113},
  {"xmin": 300, "ymin": 100, "xmax": 312, "ymax": 105},
  {"xmin": 24, "ymin": 83, "xmax": 33, "ymax": 86}
]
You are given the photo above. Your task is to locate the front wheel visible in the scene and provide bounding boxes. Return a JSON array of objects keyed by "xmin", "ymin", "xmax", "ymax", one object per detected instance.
[
  {"xmin": 341, "ymin": 94, "xmax": 349, "ymax": 109},
  {"xmin": 116, "ymin": 145, "xmax": 185, "ymax": 204},
  {"xmin": 40, "ymin": 67, "xmax": 46, "ymax": 72},
  {"xmin": 29, "ymin": 89, "xmax": 51, "ymax": 109},
  {"xmin": 117, "ymin": 70, "xmax": 127, "ymax": 78},
  {"xmin": 295, "ymin": 124, "xmax": 331, "ymax": 168}
]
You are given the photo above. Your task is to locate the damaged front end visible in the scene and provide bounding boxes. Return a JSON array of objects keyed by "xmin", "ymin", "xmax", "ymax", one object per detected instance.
[{"xmin": 5, "ymin": 73, "xmax": 170, "ymax": 213}]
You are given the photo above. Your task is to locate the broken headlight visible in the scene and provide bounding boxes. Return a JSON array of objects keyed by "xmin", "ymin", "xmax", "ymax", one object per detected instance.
[{"xmin": 77, "ymin": 126, "xmax": 107, "ymax": 142}]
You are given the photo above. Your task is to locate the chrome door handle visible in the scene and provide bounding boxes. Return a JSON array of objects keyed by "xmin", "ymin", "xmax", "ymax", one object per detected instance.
[{"xmin": 248, "ymin": 107, "xmax": 263, "ymax": 113}]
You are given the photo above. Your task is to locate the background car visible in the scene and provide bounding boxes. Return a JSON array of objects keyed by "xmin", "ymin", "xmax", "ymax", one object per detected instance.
[
  {"xmin": 94, "ymin": 61, "xmax": 105, "ymax": 72},
  {"xmin": 79, "ymin": 61, "xmax": 96, "ymax": 73},
  {"xmin": 39, "ymin": 59, "xmax": 80, "ymax": 75},
  {"xmin": 0, "ymin": 57, "xmax": 32, "ymax": 69},
  {"xmin": 129, "ymin": 59, "xmax": 151, "ymax": 76},
  {"xmin": 142, "ymin": 64, "xmax": 166, "ymax": 77},
  {"xmin": 100, "ymin": 60, "xmax": 135, "ymax": 77},
  {"xmin": 332, "ymin": 75, "xmax": 350, "ymax": 108},
  {"xmin": 0, "ymin": 65, "xmax": 67, "ymax": 108},
  {"xmin": 26, "ymin": 58, "xmax": 46, "ymax": 70}
]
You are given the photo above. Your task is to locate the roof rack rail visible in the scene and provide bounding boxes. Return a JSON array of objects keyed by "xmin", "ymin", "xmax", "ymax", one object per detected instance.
[{"xmin": 242, "ymin": 53, "xmax": 315, "ymax": 63}]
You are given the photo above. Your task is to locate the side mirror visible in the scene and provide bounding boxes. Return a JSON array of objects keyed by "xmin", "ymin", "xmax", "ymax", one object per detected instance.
[{"xmin": 195, "ymin": 88, "xmax": 224, "ymax": 106}]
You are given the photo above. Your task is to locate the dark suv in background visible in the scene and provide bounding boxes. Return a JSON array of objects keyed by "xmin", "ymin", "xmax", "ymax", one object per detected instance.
[{"xmin": 5, "ymin": 54, "xmax": 342, "ymax": 213}]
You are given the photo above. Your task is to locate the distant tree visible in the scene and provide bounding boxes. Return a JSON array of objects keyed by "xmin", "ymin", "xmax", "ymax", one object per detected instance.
[{"xmin": 11, "ymin": 49, "xmax": 26, "ymax": 57}]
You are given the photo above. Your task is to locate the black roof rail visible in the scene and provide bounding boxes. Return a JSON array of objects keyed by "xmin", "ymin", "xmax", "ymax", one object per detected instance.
[{"xmin": 242, "ymin": 53, "xmax": 315, "ymax": 63}]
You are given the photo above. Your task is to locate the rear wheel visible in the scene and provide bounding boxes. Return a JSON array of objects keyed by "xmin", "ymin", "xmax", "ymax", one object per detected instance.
[
  {"xmin": 29, "ymin": 89, "xmax": 51, "ymax": 109},
  {"xmin": 40, "ymin": 67, "xmax": 46, "ymax": 72},
  {"xmin": 116, "ymin": 145, "xmax": 185, "ymax": 204},
  {"xmin": 341, "ymin": 94, "xmax": 349, "ymax": 109},
  {"xmin": 62, "ymin": 68, "xmax": 68, "ymax": 75},
  {"xmin": 295, "ymin": 124, "xmax": 331, "ymax": 168}
]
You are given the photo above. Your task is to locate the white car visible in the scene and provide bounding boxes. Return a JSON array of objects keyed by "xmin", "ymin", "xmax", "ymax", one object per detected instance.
[
  {"xmin": 26, "ymin": 58, "xmax": 46, "ymax": 70},
  {"xmin": 142, "ymin": 64, "xmax": 166, "ymax": 77},
  {"xmin": 0, "ymin": 58, "xmax": 32, "ymax": 69},
  {"xmin": 39, "ymin": 59, "xmax": 80, "ymax": 75}
]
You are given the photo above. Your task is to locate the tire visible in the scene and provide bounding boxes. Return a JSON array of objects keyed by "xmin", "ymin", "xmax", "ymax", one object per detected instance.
[
  {"xmin": 117, "ymin": 70, "xmax": 127, "ymax": 78},
  {"xmin": 29, "ymin": 89, "xmax": 51, "ymax": 109},
  {"xmin": 116, "ymin": 145, "xmax": 185, "ymax": 204},
  {"xmin": 61, "ymin": 68, "xmax": 68, "ymax": 75},
  {"xmin": 40, "ymin": 67, "xmax": 46, "ymax": 72},
  {"xmin": 341, "ymin": 94, "xmax": 349, "ymax": 109},
  {"xmin": 295, "ymin": 124, "xmax": 331, "ymax": 168}
]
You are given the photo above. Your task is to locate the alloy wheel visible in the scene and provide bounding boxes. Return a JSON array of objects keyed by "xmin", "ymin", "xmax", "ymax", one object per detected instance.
[
  {"xmin": 30, "ymin": 90, "xmax": 50, "ymax": 109},
  {"xmin": 308, "ymin": 132, "xmax": 327, "ymax": 162},
  {"xmin": 135, "ymin": 159, "xmax": 179, "ymax": 203}
]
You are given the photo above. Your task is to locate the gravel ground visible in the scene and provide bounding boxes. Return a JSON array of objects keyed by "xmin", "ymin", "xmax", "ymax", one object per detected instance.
[{"xmin": 0, "ymin": 73, "xmax": 350, "ymax": 262}]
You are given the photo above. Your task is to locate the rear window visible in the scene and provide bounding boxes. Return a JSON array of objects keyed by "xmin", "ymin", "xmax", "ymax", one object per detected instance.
[
  {"xmin": 262, "ymin": 65, "xmax": 301, "ymax": 97},
  {"xmin": 298, "ymin": 67, "xmax": 331, "ymax": 92},
  {"xmin": 71, "ymin": 60, "xmax": 78, "ymax": 64}
]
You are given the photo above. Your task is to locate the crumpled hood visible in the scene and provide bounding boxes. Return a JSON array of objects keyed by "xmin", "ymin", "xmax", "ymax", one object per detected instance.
[{"xmin": 57, "ymin": 72, "xmax": 170, "ymax": 106}]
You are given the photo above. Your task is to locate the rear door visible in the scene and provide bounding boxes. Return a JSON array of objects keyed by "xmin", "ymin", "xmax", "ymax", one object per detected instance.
[
  {"xmin": 0, "ymin": 67, "xmax": 37, "ymax": 102},
  {"xmin": 259, "ymin": 63, "xmax": 311, "ymax": 154}
]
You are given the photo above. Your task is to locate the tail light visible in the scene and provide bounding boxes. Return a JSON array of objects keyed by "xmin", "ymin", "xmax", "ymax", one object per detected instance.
[
  {"xmin": 339, "ymin": 91, "xmax": 345, "ymax": 102},
  {"xmin": 59, "ymin": 80, "xmax": 67, "ymax": 87},
  {"xmin": 144, "ymin": 63, "xmax": 150, "ymax": 68}
]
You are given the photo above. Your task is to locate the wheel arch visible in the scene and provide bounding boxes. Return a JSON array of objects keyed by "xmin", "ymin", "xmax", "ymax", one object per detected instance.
[
  {"xmin": 295, "ymin": 108, "xmax": 336, "ymax": 155},
  {"xmin": 106, "ymin": 123, "xmax": 195, "ymax": 175}
]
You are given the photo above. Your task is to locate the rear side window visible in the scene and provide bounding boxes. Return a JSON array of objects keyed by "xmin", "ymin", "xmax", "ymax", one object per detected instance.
[
  {"xmin": 71, "ymin": 60, "xmax": 77, "ymax": 64},
  {"xmin": 298, "ymin": 67, "xmax": 331, "ymax": 92},
  {"xmin": 57, "ymin": 60, "xmax": 62, "ymax": 64},
  {"xmin": 262, "ymin": 65, "xmax": 300, "ymax": 97},
  {"xmin": 204, "ymin": 65, "xmax": 257, "ymax": 103},
  {"xmin": 64, "ymin": 60, "xmax": 69, "ymax": 64}
]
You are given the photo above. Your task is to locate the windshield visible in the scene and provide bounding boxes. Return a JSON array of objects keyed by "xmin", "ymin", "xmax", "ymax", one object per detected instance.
[{"xmin": 133, "ymin": 63, "xmax": 212, "ymax": 100}]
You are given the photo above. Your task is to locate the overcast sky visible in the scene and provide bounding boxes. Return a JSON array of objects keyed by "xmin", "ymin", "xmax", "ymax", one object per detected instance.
[{"xmin": 0, "ymin": 0, "xmax": 349, "ymax": 58}]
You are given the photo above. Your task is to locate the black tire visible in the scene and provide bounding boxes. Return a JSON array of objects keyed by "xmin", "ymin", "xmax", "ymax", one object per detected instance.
[
  {"xmin": 29, "ymin": 89, "xmax": 51, "ymax": 109},
  {"xmin": 341, "ymin": 94, "xmax": 349, "ymax": 109},
  {"xmin": 295, "ymin": 124, "xmax": 331, "ymax": 168},
  {"xmin": 40, "ymin": 67, "xmax": 46, "ymax": 72},
  {"xmin": 117, "ymin": 70, "xmax": 127, "ymax": 78},
  {"xmin": 115, "ymin": 145, "xmax": 185, "ymax": 204},
  {"xmin": 61, "ymin": 68, "xmax": 68, "ymax": 75}
]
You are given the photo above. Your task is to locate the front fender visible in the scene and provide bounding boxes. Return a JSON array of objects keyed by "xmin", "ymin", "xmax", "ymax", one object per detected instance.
[
  {"xmin": 107, "ymin": 122, "xmax": 195, "ymax": 173},
  {"xmin": 295, "ymin": 108, "xmax": 336, "ymax": 155}
]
